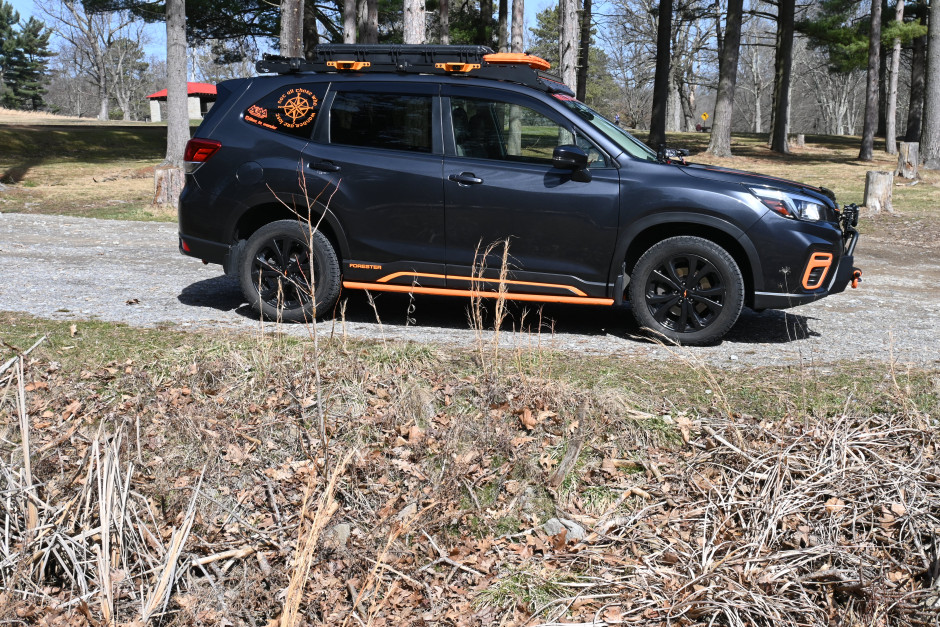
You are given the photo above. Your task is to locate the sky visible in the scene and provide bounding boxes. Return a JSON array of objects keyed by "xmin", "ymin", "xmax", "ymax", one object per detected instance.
[{"xmin": 8, "ymin": 0, "xmax": 555, "ymax": 60}]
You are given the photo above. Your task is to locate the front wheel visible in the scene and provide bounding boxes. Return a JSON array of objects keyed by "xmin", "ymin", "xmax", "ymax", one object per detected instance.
[
  {"xmin": 238, "ymin": 220, "xmax": 340, "ymax": 322},
  {"xmin": 628, "ymin": 236, "xmax": 744, "ymax": 345}
]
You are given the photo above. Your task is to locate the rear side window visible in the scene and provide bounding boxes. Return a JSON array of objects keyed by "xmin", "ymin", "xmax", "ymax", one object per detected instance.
[
  {"xmin": 329, "ymin": 92, "xmax": 432, "ymax": 153},
  {"xmin": 243, "ymin": 83, "xmax": 327, "ymax": 139}
]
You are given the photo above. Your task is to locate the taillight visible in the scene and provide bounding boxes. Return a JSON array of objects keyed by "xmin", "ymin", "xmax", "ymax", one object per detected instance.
[{"xmin": 184, "ymin": 138, "xmax": 221, "ymax": 162}]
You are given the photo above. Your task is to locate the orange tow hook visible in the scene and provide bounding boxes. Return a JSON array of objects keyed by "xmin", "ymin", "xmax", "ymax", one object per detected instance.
[{"xmin": 851, "ymin": 269, "xmax": 862, "ymax": 289}]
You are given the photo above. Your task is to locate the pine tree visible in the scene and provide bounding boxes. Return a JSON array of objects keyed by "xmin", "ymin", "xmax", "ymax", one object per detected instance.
[
  {"xmin": 0, "ymin": 1, "xmax": 20, "ymax": 106},
  {"xmin": 5, "ymin": 17, "xmax": 53, "ymax": 110}
]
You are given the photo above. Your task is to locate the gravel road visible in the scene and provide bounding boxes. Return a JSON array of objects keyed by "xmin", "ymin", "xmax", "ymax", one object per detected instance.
[{"xmin": 1, "ymin": 212, "xmax": 937, "ymax": 367}]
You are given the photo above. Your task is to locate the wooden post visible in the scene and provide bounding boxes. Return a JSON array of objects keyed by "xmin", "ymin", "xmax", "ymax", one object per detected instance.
[
  {"xmin": 864, "ymin": 170, "xmax": 893, "ymax": 213},
  {"xmin": 896, "ymin": 142, "xmax": 919, "ymax": 179}
]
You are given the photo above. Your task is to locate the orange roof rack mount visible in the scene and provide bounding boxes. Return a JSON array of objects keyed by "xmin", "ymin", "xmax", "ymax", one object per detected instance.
[{"xmin": 483, "ymin": 53, "xmax": 551, "ymax": 71}]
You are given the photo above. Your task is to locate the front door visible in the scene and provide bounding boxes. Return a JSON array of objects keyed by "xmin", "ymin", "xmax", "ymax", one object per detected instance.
[{"xmin": 442, "ymin": 86, "xmax": 621, "ymax": 301}]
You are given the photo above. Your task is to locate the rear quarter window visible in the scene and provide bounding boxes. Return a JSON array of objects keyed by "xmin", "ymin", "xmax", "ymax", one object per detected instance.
[
  {"xmin": 243, "ymin": 83, "xmax": 327, "ymax": 139},
  {"xmin": 329, "ymin": 91, "xmax": 432, "ymax": 153}
]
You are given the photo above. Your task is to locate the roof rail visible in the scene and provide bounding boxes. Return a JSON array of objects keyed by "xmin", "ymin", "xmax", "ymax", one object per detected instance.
[{"xmin": 255, "ymin": 44, "xmax": 574, "ymax": 97}]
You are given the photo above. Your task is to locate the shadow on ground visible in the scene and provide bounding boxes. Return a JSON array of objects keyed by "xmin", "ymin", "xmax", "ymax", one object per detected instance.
[{"xmin": 177, "ymin": 275, "xmax": 818, "ymax": 347}]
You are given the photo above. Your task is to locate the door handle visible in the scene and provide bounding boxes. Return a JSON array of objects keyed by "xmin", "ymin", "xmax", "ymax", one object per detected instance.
[
  {"xmin": 448, "ymin": 172, "xmax": 483, "ymax": 186},
  {"xmin": 309, "ymin": 160, "xmax": 341, "ymax": 172}
]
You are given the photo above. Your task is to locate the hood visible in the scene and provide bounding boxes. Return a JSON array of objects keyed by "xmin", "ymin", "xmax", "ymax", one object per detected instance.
[{"xmin": 680, "ymin": 163, "xmax": 836, "ymax": 207}]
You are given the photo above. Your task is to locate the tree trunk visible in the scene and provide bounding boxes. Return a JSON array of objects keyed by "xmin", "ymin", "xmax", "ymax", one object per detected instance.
[
  {"xmin": 706, "ymin": 0, "xmax": 743, "ymax": 157},
  {"xmin": 559, "ymin": 0, "xmax": 578, "ymax": 88},
  {"xmin": 497, "ymin": 0, "xmax": 508, "ymax": 51},
  {"xmin": 863, "ymin": 170, "xmax": 893, "ymax": 213},
  {"xmin": 343, "ymin": 0, "xmax": 356, "ymax": 43},
  {"xmin": 303, "ymin": 2, "xmax": 319, "ymax": 57},
  {"xmin": 358, "ymin": 0, "xmax": 377, "ymax": 43},
  {"xmin": 403, "ymin": 0, "xmax": 426, "ymax": 43},
  {"xmin": 510, "ymin": 0, "xmax": 523, "ymax": 52},
  {"xmin": 478, "ymin": 0, "xmax": 491, "ymax": 44},
  {"xmin": 859, "ymin": 0, "xmax": 882, "ymax": 161},
  {"xmin": 280, "ymin": 0, "xmax": 304, "ymax": 57},
  {"xmin": 896, "ymin": 142, "xmax": 919, "ymax": 178},
  {"xmin": 648, "ymin": 0, "xmax": 672, "ymax": 148},
  {"xmin": 157, "ymin": 0, "xmax": 188, "ymax": 206},
  {"xmin": 440, "ymin": 0, "xmax": 450, "ymax": 44},
  {"xmin": 885, "ymin": 1, "xmax": 904, "ymax": 155},
  {"xmin": 906, "ymin": 2, "xmax": 927, "ymax": 142},
  {"xmin": 575, "ymin": 0, "xmax": 591, "ymax": 101},
  {"xmin": 922, "ymin": 0, "xmax": 940, "ymax": 168},
  {"xmin": 769, "ymin": 0, "xmax": 794, "ymax": 154}
]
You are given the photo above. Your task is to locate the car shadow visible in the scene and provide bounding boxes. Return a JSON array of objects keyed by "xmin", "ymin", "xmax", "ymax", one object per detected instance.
[{"xmin": 178, "ymin": 276, "xmax": 819, "ymax": 346}]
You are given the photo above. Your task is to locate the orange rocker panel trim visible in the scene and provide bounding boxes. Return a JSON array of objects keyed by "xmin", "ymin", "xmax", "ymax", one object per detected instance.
[{"xmin": 343, "ymin": 270, "xmax": 613, "ymax": 305}]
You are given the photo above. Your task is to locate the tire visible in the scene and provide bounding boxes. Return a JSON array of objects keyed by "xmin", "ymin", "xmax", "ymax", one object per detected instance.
[
  {"xmin": 238, "ymin": 220, "xmax": 340, "ymax": 322},
  {"xmin": 628, "ymin": 236, "xmax": 744, "ymax": 345}
]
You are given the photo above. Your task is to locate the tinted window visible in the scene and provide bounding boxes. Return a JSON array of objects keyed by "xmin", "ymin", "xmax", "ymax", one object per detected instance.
[
  {"xmin": 329, "ymin": 92, "xmax": 432, "ymax": 153},
  {"xmin": 450, "ymin": 96, "xmax": 607, "ymax": 167},
  {"xmin": 243, "ymin": 84, "xmax": 326, "ymax": 139}
]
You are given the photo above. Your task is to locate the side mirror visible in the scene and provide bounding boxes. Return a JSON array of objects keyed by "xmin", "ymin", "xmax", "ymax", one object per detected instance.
[{"xmin": 552, "ymin": 145, "xmax": 589, "ymax": 170}]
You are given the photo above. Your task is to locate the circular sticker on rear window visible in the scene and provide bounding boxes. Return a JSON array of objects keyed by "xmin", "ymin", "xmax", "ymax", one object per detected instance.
[{"xmin": 276, "ymin": 87, "xmax": 318, "ymax": 128}]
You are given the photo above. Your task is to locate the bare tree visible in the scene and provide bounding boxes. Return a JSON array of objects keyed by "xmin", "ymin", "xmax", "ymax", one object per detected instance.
[
  {"xmin": 576, "ymin": 0, "xmax": 592, "ymax": 101},
  {"xmin": 769, "ymin": 0, "xmax": 794, "ymax": 153},
  {"xmin": 885, "ymin": 1, "xmax": 904, "ymax": 155},
  {"xmin": 154, "ymin": 0, "xmax": 188, "ymax": 206},
  {"xmin": 649, "ymin": 0, "xmax": 672, "ymax": 147},
  {"xmin": 343, "ymin": 0, "xmax": 356, "ymax": 43},
  {"xmin": 358, "ymin": 0, "xmax": 377, "ymax": 43},
  {"xmin": 906, "ymin": 0, "xmax": 927, "ymax": 142},
  {"xmin": 858, "ymin": 0, "xmax": 881, "ymax": 161},
  {"xmin": 559, "ymin": 0, "xmax": 578, "ymax": 87},
  {"xmin": 497, "ymin": 0, "xmax": 508, "ymax": 51},
  {"xmin": 706, "ymin": 0, "xmax": 743, "ymax": 157},
  {"xmin": 922, "ymin": 0, "xmax": 940, "ymax": 168},
  {"xmin": 510, "ymin": 0, "xmax": 523, "ymax": 52},
  {"xmin": 36, "ymin": 0, "xmax": 135, "ymax": 120},
  {"xmin": 736, "ymin": 25, "xmax": 773, "ymax": 133},
  {"xmin": 280, "ymin": 0, "xmax": 304, "ymax": 57},
  {"xmin": 440, "ymin": 0, "xmax": 450, "ymax": 43},
  {"xmin": 403, "ymin": 0, "xmax": 426, "ymax": 43}
]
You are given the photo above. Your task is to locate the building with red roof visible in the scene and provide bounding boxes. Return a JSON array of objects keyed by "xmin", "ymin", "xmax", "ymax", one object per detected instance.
[{"xmin": 146, "ymin": 82, "xmax": 217, "ymax": 122}]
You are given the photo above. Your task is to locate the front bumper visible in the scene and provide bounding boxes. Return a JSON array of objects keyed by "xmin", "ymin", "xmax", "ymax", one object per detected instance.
[{"xmin": 751, "ymin": 207, "xmax": 861, "ymax": 310}]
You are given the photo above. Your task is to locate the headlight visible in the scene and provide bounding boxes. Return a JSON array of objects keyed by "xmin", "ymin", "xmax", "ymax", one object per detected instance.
[{"xmin": 748, "ymin": 186, "xmax": 827, "ymax": 222}]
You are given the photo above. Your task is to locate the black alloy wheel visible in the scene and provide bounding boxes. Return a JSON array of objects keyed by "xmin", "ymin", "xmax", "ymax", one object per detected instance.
[
  {"xmin": 238, "ymin": 220, "xmax": 340, "ymax": 322},
  {"xmin": 629, "ymin": 236, "xmax": 744, "ymax": 345}
]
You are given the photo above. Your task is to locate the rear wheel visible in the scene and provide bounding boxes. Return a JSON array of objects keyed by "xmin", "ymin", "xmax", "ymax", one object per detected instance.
[
  {"xmin": 628, "ymin": 236, "xmax": 744, "ymax": 345},
  {"xmin": 238, "ymin": 220, "xmax": 340, "ymax": 322}
]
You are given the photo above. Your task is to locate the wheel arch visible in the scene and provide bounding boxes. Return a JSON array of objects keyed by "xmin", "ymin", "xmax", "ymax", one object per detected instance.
[
  {"xmin": 614, "ymin": 213, "xmax": 762, "ymax": 307},
  {"xmin": 232, "ymin": 196, "xmax": 349, "ymax": 264}
]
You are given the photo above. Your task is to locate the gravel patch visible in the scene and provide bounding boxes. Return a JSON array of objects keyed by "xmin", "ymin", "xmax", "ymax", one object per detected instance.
[{"xmin": 1, "ymin": 212, "xmax": 937, "ymax": 367}]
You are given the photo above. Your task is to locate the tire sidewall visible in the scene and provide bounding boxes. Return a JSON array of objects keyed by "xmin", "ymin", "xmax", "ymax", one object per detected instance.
[
  {"xmin": 238, "ymin": 220, "xmax": 340, "ymax": 322},
  {"xmin": 629, "ymin": 236, "xmax": 744, "ymax": 345}
]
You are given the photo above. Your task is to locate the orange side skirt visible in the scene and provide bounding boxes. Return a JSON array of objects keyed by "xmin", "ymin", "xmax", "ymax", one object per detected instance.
[{"xmin": 342, "ymin": 281, "xmax": 614, "ymax": 306}]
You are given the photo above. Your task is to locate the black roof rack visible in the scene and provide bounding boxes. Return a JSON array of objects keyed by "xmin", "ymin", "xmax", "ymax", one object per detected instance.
[{"xmin": 255, "ymin": 44, "xmax": 575, "ymax": 97}]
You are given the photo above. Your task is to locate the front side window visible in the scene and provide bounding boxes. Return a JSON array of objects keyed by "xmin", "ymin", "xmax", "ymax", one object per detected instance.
[
  {"xmin": 450, "ymin": 96, "xmax": 607, "ymax": 167},
  {"xmin": 243, "ymin": 83, "xmax": 326, "ymax": 139},
  {"xmin": 329, "ymin": 92, "xmax": 432, "ymax": 153}
]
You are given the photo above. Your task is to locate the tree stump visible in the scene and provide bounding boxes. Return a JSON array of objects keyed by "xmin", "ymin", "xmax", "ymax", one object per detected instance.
[
  {"xmin": 896, "ymin": 142, "xmax": 919, "ymax": 179},
  {"xmin": 790, "ymin": 133, "xmax": 805, "ymax": 148},
  {"xmin": 153, "ymin": 164, "xmax": 184, "ymax": 206},
  {"xmin": 864, "ymin": 170, "xmax": 893, "ymax": 213}
]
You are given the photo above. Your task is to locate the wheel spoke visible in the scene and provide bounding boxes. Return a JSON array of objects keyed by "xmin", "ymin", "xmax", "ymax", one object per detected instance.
[
  {"xmin": 677, "ymin": 299, "xmax": 693, "ymax": 331},
  {"xmin": 693, "ymin": 286, "xmax": 724, "ymax": 299},
  {"xmin": 651, "ymin": 268, "xmax": 682, "ymax": 292},
  {"xmin": 651, "ymin": 296, "xmax": 680, "ymax": 322},
  {"xmin": 688, "ymin": 258, "xmax": 716, "ymax": 287}
]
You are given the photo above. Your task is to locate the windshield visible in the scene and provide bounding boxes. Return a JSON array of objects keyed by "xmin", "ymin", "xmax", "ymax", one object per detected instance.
[{"xmin": 559, "ymin": 98, "xmax": 658, "ymax": 162}]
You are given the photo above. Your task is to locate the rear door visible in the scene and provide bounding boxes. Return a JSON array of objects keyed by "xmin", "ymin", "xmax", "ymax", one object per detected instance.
[
  {"xmin": 442, "ymin": 85, "xmax": 621, "ymax": 301},
  {"xmin": 302, "ymin": 82, "xmax": 446, "ymax": 288}
]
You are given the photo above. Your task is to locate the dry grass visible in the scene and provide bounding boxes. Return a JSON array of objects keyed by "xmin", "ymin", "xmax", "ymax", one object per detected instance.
[{"xmin": 0, "ymin": 313, "xmax": 937, "ymax": 625}]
